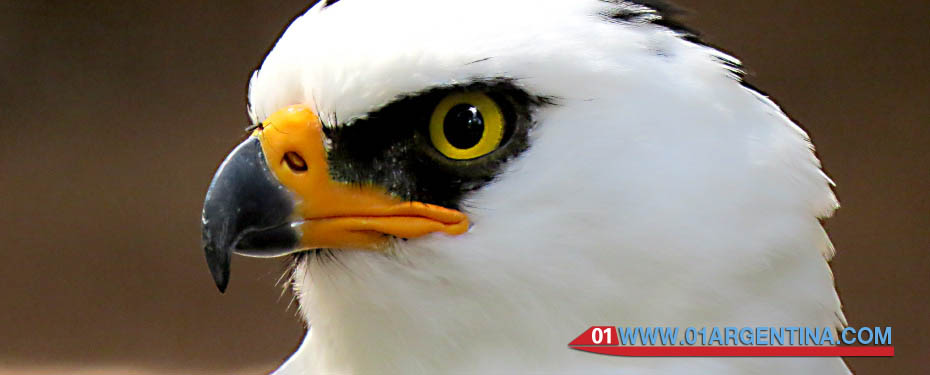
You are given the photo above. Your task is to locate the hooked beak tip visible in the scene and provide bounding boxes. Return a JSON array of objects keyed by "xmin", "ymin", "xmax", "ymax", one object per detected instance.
[
  {"xmin": 203, "ymin": 241, "xmax": 231, "ymax": 293},
  {"xmin": 201, "ymin": 136, "xmax": 297, "ymax": 293},
  {"xmin": 215, "ymin": 277, "xmax": 229, "ymax": 294}
]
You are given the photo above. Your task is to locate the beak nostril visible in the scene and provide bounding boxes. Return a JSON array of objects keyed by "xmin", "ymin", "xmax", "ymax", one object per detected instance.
[{"xmin": 283, "ymin": 152, "xmax": 308, "ymax": 172}]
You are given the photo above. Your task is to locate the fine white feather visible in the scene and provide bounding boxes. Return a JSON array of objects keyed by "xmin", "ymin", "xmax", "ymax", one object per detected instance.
[{"xmin": 247, "ymin": 0, "xmax": 848, "ymax": 373}]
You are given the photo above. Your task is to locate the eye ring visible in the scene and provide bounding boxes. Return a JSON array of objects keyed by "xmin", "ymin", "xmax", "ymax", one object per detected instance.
[{"xmin": 429, "ymin": 92, "xmax": 505, "ymax": 160}]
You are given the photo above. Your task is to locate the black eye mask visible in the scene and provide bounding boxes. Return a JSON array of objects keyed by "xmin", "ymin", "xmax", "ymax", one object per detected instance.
[{"xmin": 323, "ymin": 79, "xmax": 552, "ymax": 210}]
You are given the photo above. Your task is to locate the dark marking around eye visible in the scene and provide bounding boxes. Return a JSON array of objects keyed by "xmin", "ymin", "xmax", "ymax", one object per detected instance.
[{"xmin": 324, "ymin": 79, "xmax": 551, "ymax": 210}]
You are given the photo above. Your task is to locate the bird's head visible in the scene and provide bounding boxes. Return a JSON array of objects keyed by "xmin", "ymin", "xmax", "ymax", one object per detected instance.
[{"xmin": 201, "ymin": 0, "xmax": 839, "ymax": 360}]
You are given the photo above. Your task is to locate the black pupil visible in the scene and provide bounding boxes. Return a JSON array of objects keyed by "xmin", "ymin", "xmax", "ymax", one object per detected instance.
[{"xmin": 443, "ymin": 103, "xmax": 484, "ymax": 149}]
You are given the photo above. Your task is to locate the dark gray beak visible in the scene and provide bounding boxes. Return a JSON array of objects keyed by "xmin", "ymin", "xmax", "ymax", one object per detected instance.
[{"xmin": 201, "ymin": 137, "xmax": 299, "ymax": 293}]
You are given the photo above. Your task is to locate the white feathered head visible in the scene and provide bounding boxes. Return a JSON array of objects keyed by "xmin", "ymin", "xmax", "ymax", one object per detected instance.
[{"xmin": 201, "ymin": 1, "xmax": 847, "ymax": 373}]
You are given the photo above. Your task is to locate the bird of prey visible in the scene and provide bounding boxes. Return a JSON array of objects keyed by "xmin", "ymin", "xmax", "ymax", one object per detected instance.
[{"xmin": 201, "ymin": 0, "xmax": 849, "ymax": 373}]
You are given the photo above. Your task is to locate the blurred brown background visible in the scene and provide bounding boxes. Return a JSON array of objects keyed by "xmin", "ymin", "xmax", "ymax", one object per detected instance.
[{"xmin": 0, "ymin": 1, "xmax": 927, "ymax": 374}]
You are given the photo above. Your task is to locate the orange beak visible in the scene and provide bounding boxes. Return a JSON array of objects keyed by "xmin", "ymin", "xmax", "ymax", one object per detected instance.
[
  {"xmin": 201, "ymin": 105, "xmax": 469, "ymax": 292},
  {"xmin": 260, "ymin": 105, "xmax": 469, "ymax": 248}
]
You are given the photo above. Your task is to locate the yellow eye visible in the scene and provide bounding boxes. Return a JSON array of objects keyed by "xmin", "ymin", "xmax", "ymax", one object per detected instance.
[{"xmin": 429, "ymin": 92, "xmax": 505, "ymax": 160}]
